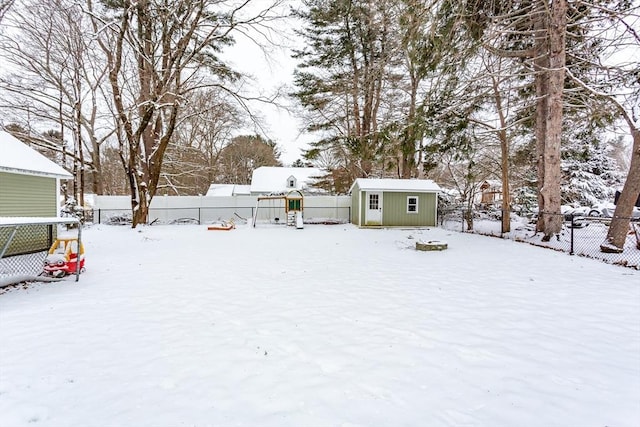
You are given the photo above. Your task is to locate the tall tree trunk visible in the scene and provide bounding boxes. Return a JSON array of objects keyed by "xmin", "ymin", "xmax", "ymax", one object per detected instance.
[
  {"xmin": 72, "ymin": 149, "xmax": 79, "ymax": 204},
  {"xmin": 533, "ymin": 3, "xmax": 550, "ymax": 234},
  {"xmin": 534, "ymin": 0, "xmax": 567, "ymax": 241},
  {"xmin": 59, "ymin": 93, "xmax": 68, "ymax": 201},
  {"xmin": 133, "ymin": 186, "xmax": 150, "ymax": 226},
  {"xmin": 401, "ymin": 71, "xmax": 418, "ymax": 179},
  {"xmin": 75, "ymin": 76, "xmax": 85, "ymax": 208},
  {"xmin": 540, "ymin": 0, "xmax": 567, "ymax": 241},
  {"xmin": 77, "ymin": 127, "xmax": 85, "ymax": 210},
  {"xmin": 491, "ymin": 70, "xmax": 511, "ymax": 233},
  {"xmin": 500, "ymin": 135, "xmax": 511, "ymax": 233},
  {"xmin": 601, "ymin": 122, "xmax": 640, "ymax": 252},
  {"xmin": 92, "ymin": 145, "xmax": 103, "ymax": 195}
]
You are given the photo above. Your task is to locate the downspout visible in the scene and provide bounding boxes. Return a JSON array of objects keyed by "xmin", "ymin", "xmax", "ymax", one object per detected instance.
[
  {"xmin": 380, "ymin": 191, "xmax": 383, "ymax": 227},
  {"xmin": 358, "ymin": 190, "xmax": 363, "ymax": 227},
  {"xmin": 434, "ymin": 191, "xmax": 439, "ymax": 226},
  {"xmin": 56, "ymin": 178, "xmax": 61, "ymax": 217}
]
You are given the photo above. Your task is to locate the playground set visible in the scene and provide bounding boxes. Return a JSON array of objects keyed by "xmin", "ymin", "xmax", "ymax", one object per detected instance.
[
  {"xmin": 205, "ymin": 190, "xmax": 305, "ymax": 231},
  {"xmin": 252, "ymin": 190, "xmax": 304, "ymax": 229}
]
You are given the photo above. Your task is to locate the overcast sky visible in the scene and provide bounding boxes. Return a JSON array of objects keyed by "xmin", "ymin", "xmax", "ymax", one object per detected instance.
[{"xmin": 222, "ymin": 1, "xmax": 312, "ymax": 165}]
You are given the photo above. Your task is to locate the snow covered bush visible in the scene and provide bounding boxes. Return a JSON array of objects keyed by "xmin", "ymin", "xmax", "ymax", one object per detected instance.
[{"xmin": 561, "ymin": 136, "xmax": 624, "ymax": 206}]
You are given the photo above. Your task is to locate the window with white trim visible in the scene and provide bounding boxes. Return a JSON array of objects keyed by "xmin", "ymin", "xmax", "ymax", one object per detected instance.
[
  {"xmin": 407, "ymin": 196, "xmax": 418, "ymax": 213},
  {"xmin": 369, "ymin": 194, "xmax": 379, "ymax": 210}
]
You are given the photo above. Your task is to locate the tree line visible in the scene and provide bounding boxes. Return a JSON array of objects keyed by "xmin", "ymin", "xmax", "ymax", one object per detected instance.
[
  {"xmin": 0, "ymin": 0, "xmax": 638, "ymax": 253},
  {"xmin": 0, "ymin": 0, "xmax": 285, "ymax": 226},
  {"xmin": 291, "ymin": 0, "xmax": 638, "ymax": 251}
]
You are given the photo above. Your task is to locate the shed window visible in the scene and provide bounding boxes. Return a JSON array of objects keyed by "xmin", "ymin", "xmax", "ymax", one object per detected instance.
[
  {"xmin": 407, "ymin": 196, "xmax": 418, "ymax": 213},
  {"xmin": 369, "ymin": 194, "xmax": 379, "ymax": 210},
  {"xmin": 287, "ymin": 176, "xmax": 297, "ymax": 188},
  {"xmin": 288, "ymin": 199, "xmax": 301, "ymax": 211}
]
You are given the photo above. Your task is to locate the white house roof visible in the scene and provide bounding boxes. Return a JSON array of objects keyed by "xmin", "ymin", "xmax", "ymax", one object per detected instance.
[
  {"xmin": 349, "ymin": 178, "xmax": 441, "ymax": 193},
  {"xmin": 0, "ymin": 131, "xmax": 73, "ymax": 179},
  {"xmin": 250, "ymin": 167, "xmax": 323, "ymax": 194},
  {"xmin": 206, "ymin": 184, "xmax": 251, "ymax": 197}
]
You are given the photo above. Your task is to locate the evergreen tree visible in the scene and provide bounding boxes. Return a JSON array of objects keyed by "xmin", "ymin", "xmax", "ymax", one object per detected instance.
[{"xmin": 292, "ymin": 0, "xmax": 400, "ymax": 182}]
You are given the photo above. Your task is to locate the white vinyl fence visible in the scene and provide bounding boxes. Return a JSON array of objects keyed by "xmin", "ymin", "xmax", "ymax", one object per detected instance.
[{"xmin": 92, "ymin": 195, "xmax": 352, "ymax": 225}]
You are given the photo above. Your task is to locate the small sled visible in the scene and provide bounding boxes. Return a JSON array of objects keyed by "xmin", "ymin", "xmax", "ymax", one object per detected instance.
[{"xmin": 207, "ymin": 219, "xmax": 235, "ymax": 231}]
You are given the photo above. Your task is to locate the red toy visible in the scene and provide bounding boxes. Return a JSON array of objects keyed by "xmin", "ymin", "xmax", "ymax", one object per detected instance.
[{"xmin": 43, "ymin": 235, "xmax": 86, "ymax": 277}]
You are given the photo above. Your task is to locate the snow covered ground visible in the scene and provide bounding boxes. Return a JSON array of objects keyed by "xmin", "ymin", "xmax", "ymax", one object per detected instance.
[
  {"xmin": 1, "ymin": 223, "xmax": 639, "ymax": 427},
  {"xmin": 442, "ymin": 213, "xmax": 640, "ymax": 269}
]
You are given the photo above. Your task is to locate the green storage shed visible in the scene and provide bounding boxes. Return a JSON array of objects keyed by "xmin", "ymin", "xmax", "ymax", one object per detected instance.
[{"xmin": 350, "ymin": 178, "xmax": 441, "ymax": 227}]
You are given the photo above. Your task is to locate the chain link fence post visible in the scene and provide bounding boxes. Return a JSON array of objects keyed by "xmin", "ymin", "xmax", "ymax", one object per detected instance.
[{"xmin": 570, "ymin": 214, "xmax": 575, "ymax": 255}]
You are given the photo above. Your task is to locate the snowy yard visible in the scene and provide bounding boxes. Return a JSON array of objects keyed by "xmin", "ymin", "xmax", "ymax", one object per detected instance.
[{"xmin": 0, "ymin": 223, "xmax": 639, "ymax": 427}]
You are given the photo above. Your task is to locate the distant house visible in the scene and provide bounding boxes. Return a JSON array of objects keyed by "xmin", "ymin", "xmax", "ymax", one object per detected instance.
[
  {"xmin": 479, "ymin": 180, "xmax": 502, "ymax": 205},
  {"xmin": 249, "ymin": 166, "xmax": 324, "ymax": 195},
  {"xmin": 349, "ymin": 178, "xmax": 441, "ymax": 227},
  {"xmin": 205, "ymin": 184, "xmax": 251, "ymax": 197},
  {"xmin": 0, "ymin": 131, "xmax": 72, "ymax": 217}
]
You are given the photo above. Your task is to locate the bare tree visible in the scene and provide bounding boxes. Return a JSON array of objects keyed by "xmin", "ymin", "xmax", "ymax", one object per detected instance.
[
  {"xmin": 0, "ymin": 0, "xmax": 114, "ymax": 201},
  {"xmin": 426, "ymin": 132, "xmax": 497, "ymax": 231},
  {"xmin": 463, "ymin": 0, "xmax": 573, "ymax": 240},
  {"xmin": 87, "ymin": 0, "xmax": 284, "ymax": 227},
  {"xmin": 100, "ymin": 146, "xmax": 128, "ymax": 195},
  {"xmin": 555, "ymin": 1, "xmax": 640, "ymax": 252},
  {"xmin": 602, "ymin": 112, "xmax": 640, "ymax": 251},
  {"xmin": 159, "ymin": 88, "xmax": 245, "ymax": 195},
  {"xmin": 0, "ymin": 0, "xmax": 13, "ymax": 23},
  {"xmin": 461, "ymin": 53, "xmax": 533, "ymax": 233},
  {"xmin": 474, "ymin": 0, "xmax": 638, "ymax": 245},
  {"xmin": 540, "ymin": 0, "xmax": 568, "ymax": 240}
]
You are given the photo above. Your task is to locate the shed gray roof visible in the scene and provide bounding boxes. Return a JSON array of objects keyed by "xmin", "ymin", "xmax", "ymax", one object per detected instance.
[
  {"xmin": 350, "ymin": 178, "xmax": 441, "ymax": 193},
  {"xmin": 0, "ymin": 131, "xmax": 73, "ymax": 179}
]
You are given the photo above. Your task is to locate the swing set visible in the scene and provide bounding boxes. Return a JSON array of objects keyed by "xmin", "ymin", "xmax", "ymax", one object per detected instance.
[{"xmin": 252, "ymin": 190, "xmax": 304, "ymax": 229}]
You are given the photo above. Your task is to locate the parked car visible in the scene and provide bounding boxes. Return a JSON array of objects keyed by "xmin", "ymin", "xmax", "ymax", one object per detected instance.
[
  {"xmin": 567, "ymin": 206, "xmax": 591, "ymax": 216},
  {"xmin": 588, "ymin": 203, "xmax": 614, "ymax": 217},
  {"xmin": 561, "ymin": 205, "xmax": 576, "ymax": 220},
  {"xmin": 589, "ymin": 203, "xmax": 640, "ymax": 218}
]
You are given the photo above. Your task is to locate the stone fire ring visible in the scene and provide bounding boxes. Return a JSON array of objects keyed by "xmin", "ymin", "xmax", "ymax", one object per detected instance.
[{"xmin": 416, "ymin": 240, "xmax": 448, "ymax": 251}]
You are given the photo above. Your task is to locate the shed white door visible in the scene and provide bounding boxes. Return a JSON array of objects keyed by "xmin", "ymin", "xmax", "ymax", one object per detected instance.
[{"xmin": 365, "ymin": 192, "xmax": 382, "ymax": 225}]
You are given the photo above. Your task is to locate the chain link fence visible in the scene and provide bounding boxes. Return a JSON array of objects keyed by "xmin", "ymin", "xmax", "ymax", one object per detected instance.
[
  {"xmin": 0, "ymin": 218, "xmax": 81, "ymax": 286},
  {"xmin": 439, "ymin": 208, "xmax": 640, "ymax": 269},
  {"xmin": 0, "ymin": 225, "xmax": 52, "ymax": 277}
]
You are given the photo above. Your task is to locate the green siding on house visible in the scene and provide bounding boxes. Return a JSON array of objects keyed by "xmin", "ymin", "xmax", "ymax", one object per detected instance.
[
  {"xmin": 0, "ymin": 172, "xmax": 57, "ymax": 217},
  {"xmin": 351, "ymin": 188, "xmax": 437, "ymax": 227},
  {"xmin": 0, "ymin": 172, "xmax": 58, "ymax": 256},
  {"xmin": 350, "ymin": 187, "xmax": 361, "ymax": 225},
  {"xmin": 381, "ymin": 192, "xmax": 436, "ymax": 226},
  {"xmin": 350, "ymin": 179, "xmax": 440, "ymax": 227}
]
